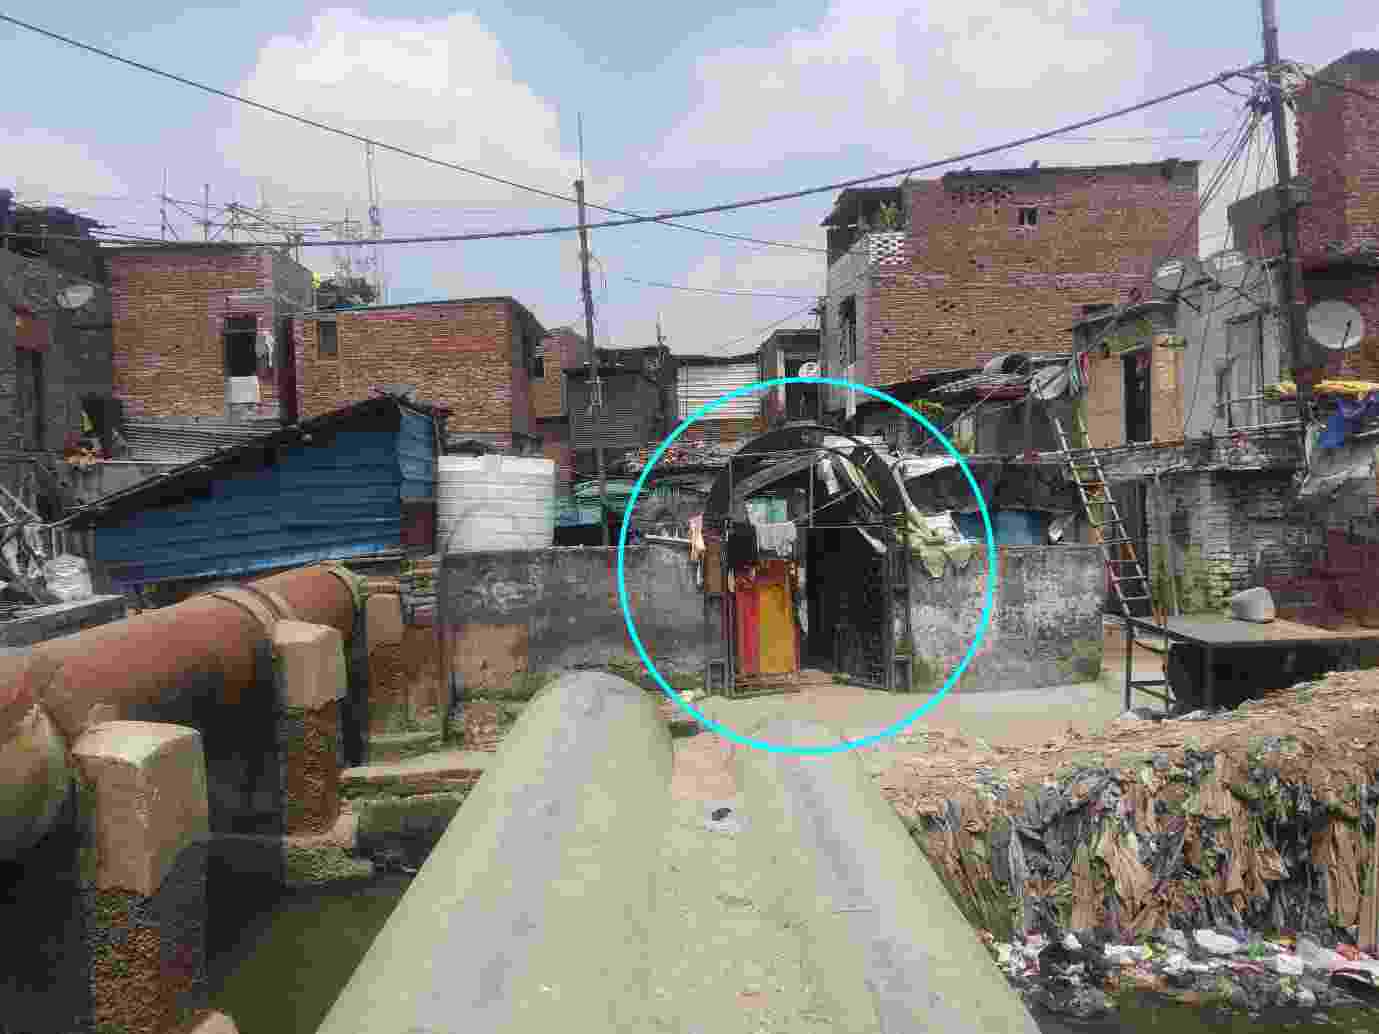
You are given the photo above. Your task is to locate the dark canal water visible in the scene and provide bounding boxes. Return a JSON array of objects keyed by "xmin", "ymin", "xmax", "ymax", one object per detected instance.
[{"xmin": 205, "ymin": 877, "xmax": 1379, "ymax": 1034}]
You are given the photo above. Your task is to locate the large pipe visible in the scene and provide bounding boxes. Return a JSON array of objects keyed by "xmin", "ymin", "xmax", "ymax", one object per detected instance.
[
  {"xmin": 316, "ymin": 671, "xmax": 672, "ymax": 1034},
  {"xmin": 0, "ymin": 563, "xmax": 361, "ymax": 859},
  {"xmin": 734, "ymin": 717, "xmax": 1043, "ymax": 1033}
]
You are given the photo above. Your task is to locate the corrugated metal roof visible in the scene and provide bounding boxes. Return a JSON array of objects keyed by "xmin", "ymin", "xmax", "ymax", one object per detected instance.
[
  {"xmin": 120, "ymin": 417, "xmax": 282, "ymax": 462},
  {"xmin": 90, "ymin": 415, "xmax": 437, "ymax": 588},
  {"xmin": 69, "ymin": 396, "xmax": 445, "ymax": 529},
  {"xmin": 676, "ymin": 362, "xmax": 759, "ymax": 420}
]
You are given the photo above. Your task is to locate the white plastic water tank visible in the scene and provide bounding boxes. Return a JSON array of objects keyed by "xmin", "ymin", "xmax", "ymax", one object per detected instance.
[{"xmin": 436, "ymin": 455, "xmax": 557, "ymax": 553}]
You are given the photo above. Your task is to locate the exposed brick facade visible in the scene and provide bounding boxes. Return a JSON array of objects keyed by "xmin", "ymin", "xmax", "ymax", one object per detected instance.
[
  {"xmin": 1232, "ymin": 50, "xmax": 1379, "ymax": 383},
  {"xmin": 293, "ymin": 297, "xmax": 544, "ymax": 446},
  {"xmin": 1294, "ymin": 51, "xmax": 1379, "ymax": 257},
  {"xmin": 533, "ymin": 327, "xmax": 584, "ymax": 419},
  {"xmin": 109, "ymin": 247, "xmax": 312, "ymax": 421},
  {"xmin": 823, "ymin": 161, "xmax": 1200, "ymax": 408}
]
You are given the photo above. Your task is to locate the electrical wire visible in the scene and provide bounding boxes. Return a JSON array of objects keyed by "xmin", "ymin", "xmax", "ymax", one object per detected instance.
[
  {"xmin": 620, "ymin": 276, "xmax": 818, "ymax": 300},
  {"xmin": 0, "ymin": 11, "xmax": 826, "ymax": 256},
  {"xmin": 0, "ymin": 19, "xmax": 1263, "ymax": 252}
]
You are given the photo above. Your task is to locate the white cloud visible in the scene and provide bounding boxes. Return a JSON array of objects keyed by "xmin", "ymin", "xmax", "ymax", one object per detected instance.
[
  {"xmin": 218, "ymin": 9, "xmax": 621, "ymax": 214},
  {"xmin": 0, "ymin": 127, "xmax": 128, "ymax": 201},
  {"xmin": 651, "ymin": 0, "xmax": 1154, "ymax": 173}
]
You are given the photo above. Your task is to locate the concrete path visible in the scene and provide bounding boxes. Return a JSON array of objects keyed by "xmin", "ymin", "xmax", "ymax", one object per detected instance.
[
  {"xmin": 647, "ymin": 734, "xmax": 829, "ymax": 1034},
  {"xmin": 646, "ymin": 715, "xmax": 1042, "ymax": 1033}
]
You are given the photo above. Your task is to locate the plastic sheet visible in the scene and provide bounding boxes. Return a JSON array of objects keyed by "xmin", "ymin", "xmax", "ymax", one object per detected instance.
[{"xmin": 43, "ymin": 554, "xmax": 92, "ymax": 602}]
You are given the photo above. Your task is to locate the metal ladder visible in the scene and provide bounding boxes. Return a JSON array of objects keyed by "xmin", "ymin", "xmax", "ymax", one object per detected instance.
[{"xmin": 1050, "ymin": 412, "xmax": 1154, "ymax": 619}]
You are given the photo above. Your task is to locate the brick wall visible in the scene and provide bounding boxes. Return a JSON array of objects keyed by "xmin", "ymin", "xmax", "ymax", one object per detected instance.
[
  {"xmin": 1294, "ymin": 50, "xmax": 1379, "ymax": 256},
  {"xmin": 533, "ymin": 328, "xmax": 583, "ymax": 419},
  {"xmin": 834, "ymin": 163, "xmax": 1199, "ymax": 391},
  {"xmin": 110, "ymin": 248, "xmax": 309, "ymax": 421},
  {"xmin": 294, "ymin": 299, "xmax": 528, "ymax": 436}
]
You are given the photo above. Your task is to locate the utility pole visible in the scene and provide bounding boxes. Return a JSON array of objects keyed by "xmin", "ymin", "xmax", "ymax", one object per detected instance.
[
  {"xmin": 576, "ymin": 177, "xmax": 610, "ymax": 546},
  {"xmin": 1259, "ymin": 0, "xmax": 1318, "ymax": 430}
]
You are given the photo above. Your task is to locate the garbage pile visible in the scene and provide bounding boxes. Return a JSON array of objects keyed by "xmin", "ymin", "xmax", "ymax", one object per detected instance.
[
  {"xmin": 984, "ymin": 926, "xmax": 1379, "ymax": 1017},
  {"xmin": 876, "ymin": 668, "xmax": 1379, "ymax": 1015}
]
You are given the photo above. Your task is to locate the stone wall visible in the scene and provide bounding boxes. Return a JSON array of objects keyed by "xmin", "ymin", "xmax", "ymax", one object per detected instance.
[
  {"xmin": 908, "ymin": 545, "xmax": 1104, "ymax": 691},
  {"xmin": 439, "ymin": 545, "xmax": 705, "ymax": 689}
]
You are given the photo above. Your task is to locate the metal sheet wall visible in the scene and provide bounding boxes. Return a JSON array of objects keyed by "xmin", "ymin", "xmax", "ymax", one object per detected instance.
[
  {"xmin": 93, "ymin": 417, "xmax": 435, "ymax": 587},
  {"xmin": 676, "ymin": 363, "xmax": 759, "ymax": 421},
  {"xmin": 568, "ymin": 374, "xmax": 661, "ymax": 451}
]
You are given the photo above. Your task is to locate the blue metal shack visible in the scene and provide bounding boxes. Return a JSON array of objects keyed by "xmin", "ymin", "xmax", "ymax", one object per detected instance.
[{"xmin": 66, "ymin": 397, "xmax": 445, "ymax": 590}]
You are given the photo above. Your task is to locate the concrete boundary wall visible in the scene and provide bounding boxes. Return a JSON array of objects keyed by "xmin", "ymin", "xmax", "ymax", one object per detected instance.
[
  {"xmin": 735, "ymin": 717, "xmax": 1043, "ymax": 1033},
  {"xmin": 316, "ymin": 672, "xmax": 673, "ymax": 1034},
  {"xmin": 439, "ymin": 546, "xmax": 705, "ymax": 691},
  {"xmin": 910, "ymin": 545, "xmax": 1105, "ymax": 691}
]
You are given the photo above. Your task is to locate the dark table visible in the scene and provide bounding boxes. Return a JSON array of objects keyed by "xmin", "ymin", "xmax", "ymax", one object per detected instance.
[{"xmin": 1119, "ymin": 613, "xmax": 1379, "ymax": 711}]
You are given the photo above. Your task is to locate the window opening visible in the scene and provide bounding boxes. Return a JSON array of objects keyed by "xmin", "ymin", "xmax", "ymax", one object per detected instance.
[
  {"xmin": 318, "ymin": 320, "xmax": 338, "ymax": 357},
  {"xmin": 224, "ymin": 315, "xmax": 259, "ymax": 377},
  {"xmin": 840, "ymin": 296, "xmax": 858, "ymax": 366},
  {"xmin": 1018, "ymin": 207, "xmax": 1039, "ymax": 227}
]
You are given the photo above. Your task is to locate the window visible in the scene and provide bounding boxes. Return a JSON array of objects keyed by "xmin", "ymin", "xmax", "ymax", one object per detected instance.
[
  {"xmin": 839, "ymin": 296, "xmax": 858, "ymax": 367},
  {"xmin": 1018, "ymin": 207, "xmax": 1039, "ymax": 227},
  {"xmin": 529, "ymin": 335, "xmax": 545, "ymax": 379},
  {"xmin": 318, "ymin": 320, "xmax": 338, "ymax": 357},
  {"xmin": 223, "ymin": 315, "xmax": 258, "ymax": 377}
]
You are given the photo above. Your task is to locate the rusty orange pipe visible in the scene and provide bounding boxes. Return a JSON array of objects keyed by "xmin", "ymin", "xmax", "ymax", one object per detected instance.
[{"xmin": 0, "ymin": 563, "xmax": 361, "ymax": 860}]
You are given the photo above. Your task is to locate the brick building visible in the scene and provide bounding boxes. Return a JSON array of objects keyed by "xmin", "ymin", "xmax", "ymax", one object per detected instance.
[
  {"xmin": 0, "ymin": 195, "xmax": 115, "ymax": 524},
  {"xmin": 108, "ymin": 245, "xmax": 313, "ymax": 424},
  {"xmin": 819, "ymin": 160, "xmax": 1201, "ymax": 420},
  {"xmin": 534, "ymin": 326, "xmax": 586, "ymax": 488},
  {"xmin": 1229, "ymin": 48, "xmax": 1379, "ymax": 382},
  {"xmin": 293, "ymin": 296, "xmax": 546, "ymax": 451}
]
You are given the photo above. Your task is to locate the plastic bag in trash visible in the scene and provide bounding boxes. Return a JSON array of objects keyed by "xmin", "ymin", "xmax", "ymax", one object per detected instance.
[{"xmin": 43, "ymin": 554, "xmax": 93, "ymax": 602}]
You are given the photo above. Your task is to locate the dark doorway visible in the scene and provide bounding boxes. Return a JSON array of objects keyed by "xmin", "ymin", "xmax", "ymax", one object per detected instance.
[
  {"xmin": 278, "ymin": 318, "xmax": 299, "ymax": 424},
  {"xmin": 224, "ymin": 315, "xmax": 259, "ymax": 379},
  {"xmin": 804, "ymin": 525, "xmax": 889, "ymax": 683},
  {"xmin": 1122, "ymin": 352, "xmax": 1151, "ymax": 444},
  {"xmin": 16, "ymin": 349, "xmax": 44, "ymax": 450}
]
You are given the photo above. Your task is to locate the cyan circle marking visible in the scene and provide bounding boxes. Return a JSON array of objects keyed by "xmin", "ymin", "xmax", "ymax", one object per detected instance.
[{"xmin": 615, "ymin": 376, "xmax": 996, "ymax": 756}]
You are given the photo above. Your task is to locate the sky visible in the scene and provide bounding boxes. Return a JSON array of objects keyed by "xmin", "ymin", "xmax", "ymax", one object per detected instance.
[{"xmin": 2, "ymin": 0, "xmax": 1376, "ymax": 355}]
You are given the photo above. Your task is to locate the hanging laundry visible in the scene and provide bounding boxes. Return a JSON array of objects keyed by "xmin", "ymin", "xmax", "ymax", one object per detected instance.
[
  {"xmin": 688, "ymin": 514, "xmax": 706, "ymax": 563},
  {"xmin": 727, "ymin": 522, "xmax": 759, "ymax": 569},
  {"xmin": 817, "ymin": 456, "xmax": 840, "ymax": 497},
  {"xmin": 755, "ymin": 521, "xmax": 798, "ymax": 558}
]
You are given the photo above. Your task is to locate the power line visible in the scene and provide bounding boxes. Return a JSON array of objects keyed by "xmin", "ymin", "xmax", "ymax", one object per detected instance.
[
  {"xmin": 0, "ymin": 12, "xmax": 823, "ymax": 256},
  {"xmin": 0, "ymin": 14, "xmax": 1262, "ymax": 249},
  {"xmin": 620, "ymin": 276, "xmax": 818, "ymax": 300},
  {"xmin": 31, "ymin": 61, "xmax": 1260, "ymax": 254}
]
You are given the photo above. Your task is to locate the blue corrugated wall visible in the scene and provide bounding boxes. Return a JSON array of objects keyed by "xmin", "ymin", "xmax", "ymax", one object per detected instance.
[{"xmin": 95, "ymin": 414, "xmax": 436, "ymax": 588}]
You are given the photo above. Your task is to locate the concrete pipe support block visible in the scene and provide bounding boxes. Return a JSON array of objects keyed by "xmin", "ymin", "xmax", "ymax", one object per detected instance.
[
  {"xmin": 365, "ymin": 593, "xmax": 404, "ymax": 649},
  {"xmin": 315, "ymin": 671, "xmax": 673, "ymax": 1034},
  {"xmin": 273, "ymin": 621, "xmax": 348, "ymax": 835},
  {"xmin": 72, "ymin": 721, "xmax": 211, "ymax": 1034},
  {"xmin": 71, "ymin": 721, "xmax": 210, "ymax": 896},
  {"xmin": 0, "ymin": 663, "xmax": 71, "ymax": 860}
]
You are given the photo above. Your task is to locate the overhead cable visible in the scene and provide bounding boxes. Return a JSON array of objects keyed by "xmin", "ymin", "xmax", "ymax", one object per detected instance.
[
  {"xmin": 0, "ymin": 12, "xmax": 824, "ymax": 256},
  {"xmin": 0, "ymin": 17, "xmax": 1263, "ymax": 251}
]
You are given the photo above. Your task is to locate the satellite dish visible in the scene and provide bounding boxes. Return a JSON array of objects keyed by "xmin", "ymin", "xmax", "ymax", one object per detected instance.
[
  {"xmin": 797, "ymin": 361, "xmax": 821, "ymax": 378},
  {"xmin": 1205, "ymin": 249, "xmax": 1251, "ymax": 291},
  {"xmin": 1307, "ymin": 299, "xmax": 1366, "ymax": 351},
  {"xmin": 56, "ymin": 283, "xmax": 95, "ymax": 310},
  {"xmin": 1152, "ymin": 257, "xmax": 1204, "ymax": 294}
]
